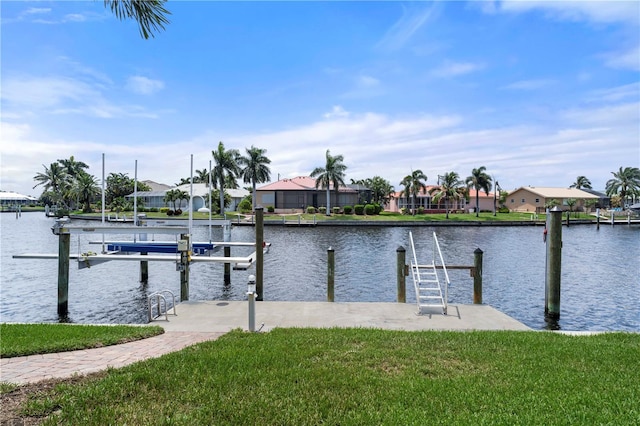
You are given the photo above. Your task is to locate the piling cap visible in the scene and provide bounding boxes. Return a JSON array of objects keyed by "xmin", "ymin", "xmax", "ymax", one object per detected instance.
[{"xmin": 550, "ymin": 206, "xmax": 562, "ymax": 212}]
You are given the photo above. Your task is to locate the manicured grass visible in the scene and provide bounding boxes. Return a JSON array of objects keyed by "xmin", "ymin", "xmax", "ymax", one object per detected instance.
[
  {"xmin": 0, "ymin": 324, "xmax": 164, "ymax": 358},
  {"xmin": 16, "ymin": 328, "xmax": 640, "ymax": 425}
]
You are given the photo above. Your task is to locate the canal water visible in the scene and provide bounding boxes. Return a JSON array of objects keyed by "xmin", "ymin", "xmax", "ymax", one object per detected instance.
[{"xmin": 1, "ymin": 212, "xmax": 638, "ymax": 331}]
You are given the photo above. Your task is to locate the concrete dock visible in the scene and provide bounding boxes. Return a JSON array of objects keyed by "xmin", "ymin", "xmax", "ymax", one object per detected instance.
[{"xmin": 157, "ymin": 301, "xmax": 532, "ymax": 332}]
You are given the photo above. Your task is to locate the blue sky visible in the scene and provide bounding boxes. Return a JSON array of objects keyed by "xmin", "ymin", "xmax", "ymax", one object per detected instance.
[{"xmin": 2, "ymin": 1, "xmax": 639, "ymax": 197}]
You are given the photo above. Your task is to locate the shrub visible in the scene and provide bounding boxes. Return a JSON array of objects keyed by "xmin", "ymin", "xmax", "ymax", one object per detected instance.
[
  {"xmin": 418, "ymin": 206, "xmax": 425, "ymax": 215},
  {"xmin": 166, "ymin": 210, "xmax": 174, "ymax": 216},
  {"xmin": 364, "ymin": 204, "xmax": 376, "ymax": 215},
  {"xmin": 374, "ymin": 203, "xmax": 382, "ymax": 214},
  {"xmin": 306, "ymin": 206, "xmax": 316, "ymax": 214},
  {"xmin": 318, "ymin": 207, "xmax": 327, "ymax": 214},
  {"xmin": 354, "ymin": 204, "xmax": 365, "ymax": 215},
  {"xmin": 175, "ymin": 209, "xmax": 183, "ymax": 216},
  {"xmin": 267, "ymin": 205, "xmax": 274, "ymax": 213},
  {"xmin": 400, "ymin": 207, "xmax": 409, "ymax": 215},
  {"xmin": 343, "ymin": 205, "xmax": 353, "ymax": 214},
  {"xmin": 499, "ymin": 207, "xmax": 510, "ymax": 213},
  {"xmin": 333, "ymin": 207, "xmax": 341, "ymax": 215},
  {"xmin": 238, "ymin": 199, "xmax": 252, "ymax": 213}
]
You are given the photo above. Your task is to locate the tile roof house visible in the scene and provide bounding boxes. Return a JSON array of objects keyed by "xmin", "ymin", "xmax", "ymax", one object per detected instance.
[
  {"xmin": 388, "ymin": 186, "xmax": 498, "ymax": 213},
  {"xmin": 506, "ymin": 187, "xmax": 600, "ymax": 213},
  {"xmin": 255, "ymin": 176, "xmax": 370, "ymax": 212}
]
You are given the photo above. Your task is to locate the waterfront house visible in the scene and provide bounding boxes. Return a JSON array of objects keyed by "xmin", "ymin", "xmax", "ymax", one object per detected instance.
[
  {"xmin": 506, "ymin": 187, "xmax": 600, "ymax": 213},
  {"xmin": 388, "ymin": 187, "xmax": 498, "ymax": 213},
  {"xmin": 255, "ymin": 176, "xmax": 369, "ymax": 212},
  {"xmin": 0, "ymin": 190, "xmax": 39, "ymax": 209},
  {"xmin": 126, "ymin": 182, "xmax": 249, "ymax": 212}
]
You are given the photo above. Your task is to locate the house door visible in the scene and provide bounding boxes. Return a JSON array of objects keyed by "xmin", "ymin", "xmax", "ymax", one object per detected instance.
[{"xmin": 312, "ymin": 194, "xmax": 318, "ymax": 208}]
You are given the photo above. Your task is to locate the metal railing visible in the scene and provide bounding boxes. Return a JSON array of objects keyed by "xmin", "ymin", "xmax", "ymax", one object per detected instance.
[
  {"xmin": 432, "ymin": 232, "xmax": 451, "ymax": 312},
  {"xmin": 147, "ymin": 289, "xmax": 177, "ymax": 321}
]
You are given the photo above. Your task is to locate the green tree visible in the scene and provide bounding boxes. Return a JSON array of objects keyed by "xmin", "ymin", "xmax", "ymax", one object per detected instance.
[
  {"xmin": 239, "ymin": 146, "xmax": 271, "ymax": 211},
  {"xmin": 566, "ymin": 198, "xmax": 577, "ymax": 216},
  {"xmin": 429, "ymin": 171, "xmax": 464, "ymax": 219},
  {"xmin": 466, "ymin": 166, "xmax": 492, "ymax": 217},
  {"xmin": 208, "ymin": 189, "xmax": 232, "ymax": 214},
  {"xmin": 105, "ymin": 172, "xmax": 150, "ymax": 205},
  {"xmin": 212, "ymin": 142, "xmax": 241, "ymax": 214},
  {"xmin": 605, "ymin": 167, "xmax": 640, "ymax": 207},
  {"xmin": 400, "ymin": 170, "xmax": 427, "ymax": 215},
  {"xmin": 73, "ymin": 172, "xmax": 100, "ymax": 213},
  {"xmin": 33, "ymin": 163, "xmax": 71, "ymax": 209},
  {"xmin": 58, "ymin": 156, "xmax": 89, "ymax": 180},
  {"xmin": 352, "ymin": 176, "xmax": 395, "ymax": 207},
  {"xmin": 105, "ymin": 0, "xmax": 171, "ymax": 39},
  {"xmin": 570, "ymin": 176, "xmax": 592, "ymax": 190},
  {"xmin": 310, "ymin": 149, "xmax": 347, "ymax": 215}
]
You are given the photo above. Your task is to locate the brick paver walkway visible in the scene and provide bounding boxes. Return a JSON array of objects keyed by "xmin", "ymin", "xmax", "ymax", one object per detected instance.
[{"xmin": 0, "ymin": 331, "xmax": 223, "ymax": 384}]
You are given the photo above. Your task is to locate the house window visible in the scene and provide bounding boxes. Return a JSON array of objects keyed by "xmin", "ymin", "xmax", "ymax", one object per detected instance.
[
  {"xmin": 510, "ymin": 199, "xmax": 514, "ymax": 203},
  {"xmin": 535, "ymin": 198, "xmax": 539, "ymax": 203},
  {"xmin": 521, "ymin": 199, "xmax": 525, "ymax": 203}
]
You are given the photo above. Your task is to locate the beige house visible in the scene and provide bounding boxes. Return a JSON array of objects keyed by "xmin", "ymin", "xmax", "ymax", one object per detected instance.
[{"xmin": 507, "ymin": 187, "xmax": 599, "ymax": 213}]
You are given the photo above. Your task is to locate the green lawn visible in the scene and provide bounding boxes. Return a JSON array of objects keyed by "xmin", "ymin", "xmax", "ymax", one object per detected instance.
[
  {"xmin": 10, "ymin": 328, "xmax": 640, "ymax": 425},
  {"xmin": 0, "ymin": 323, "xmax": 163, "ymax": 358}
]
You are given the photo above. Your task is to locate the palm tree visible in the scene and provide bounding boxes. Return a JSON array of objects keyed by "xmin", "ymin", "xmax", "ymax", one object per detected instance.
[
  {"xmin": 194, "ymin": 169, "xmax": 210, "ymax": 186},
  {"xmin": 400, "ymin": 170, "xmax": 427, "ymax": 215},
  {"xmin": 606, "ymin": 166, "xmax": 640, "ymax": 207},
  {"xmin": 212, "ymin": 142, "xmax": 241, "ymax": 215},
  {"xmin": 310, "ymin": 149, "xmax": 347, "ymax": 215},
  {"xmin": 58, "ymin": 156, "xmax": 89, "ymax": 180},
  {"xmin": 429, "ymin": 172, "xmax": 464, "ymax": 219},
  {"xmin": 466, "ymin": 166, "xmax": 492, "ymax": 217},
  {"xmin": 239, "ymin": 146, "xmax": 271, "ymax": 211},
  {"xmin": 33, "ymin": 163, "xmax": 71, "ymax": 208},
  {"xmin": 73, "ymin": 172, "xmax": 100, "ymax": 213},
  {"xmin": 570, "ymin": 176, "xmax": 592, "ymax": 189},
  {"xmin": 105, "ymin": 0, "xmax": 171, "ymax": 39}
]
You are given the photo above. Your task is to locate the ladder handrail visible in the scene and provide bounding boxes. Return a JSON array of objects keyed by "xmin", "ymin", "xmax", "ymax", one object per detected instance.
[{"xmin": 432, "ymin": 232, "xmax": 450, "ymax": 313}]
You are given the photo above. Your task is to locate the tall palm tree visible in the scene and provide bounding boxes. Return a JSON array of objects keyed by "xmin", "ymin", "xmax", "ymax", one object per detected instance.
[
  {"xmin": 194, "ymin": 169, "xmax": 210, "ymax": 185},
  {"xmin": 466, "ymin": 166, "xmax": 492, "ymax": 217},
  {"xmin": 400, "ymin": 170, "xmax": 427, "ymax": 215},
  {"xmin": 105, "ymin": 0, "xmax": 171, "ymax": 39},
  {"xmin": 570, "ymin": 176, "xmax": 592, "ymax": 190},
  {"xmin": 58, "ymin": 156, "xmax": 89, "ymax": 180},
  {"xmin": 73, "ymin": 172, "xmax": 100, "ymax": 213},
  {"xmin": 239, "ymin": 146, "xmax": 271, "ymax": 211},
  {"xmin": 429, "ymin": 171, "xmax": 464, "ymax": 219},
  {"xmin": 606, "ymin": 166, "xmax": 640, "ymax": 206},
  {"xmin": 310, "ymin": 149, "xmax": 347, "ymax": 215},
  {"xmin": 212, "ymin": 142, "xmax": 241, "ymax": 215},
  {"xmin": 33, "ymin": 163, "xmax": 71, "ymax": 208}
]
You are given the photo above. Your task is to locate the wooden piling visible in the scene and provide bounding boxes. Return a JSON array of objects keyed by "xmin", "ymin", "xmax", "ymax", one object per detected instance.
[
  {"xmin": 396, "ymin": 246, "xmax": 406, "ymax": 303},
  {"xmin": 57, "ymin": 232, "xmax": 70, "ymax": 317},
  {"xmin": 140, "ymin": 252, "xmax": 148, "ymax": 283},
  {"xmin": 255, "ymin": 207, "xmax": 264, "ymax": 301},
  {"xmin": 327, "ymin": 247, "xmax": 335, "ymax": 302},
  {"xmin": 596, "ymin": 208, "xmax": 600, "ymax": 230},
  {"xmin": 473, "ymin": 248, "xmax": 483, "ymax": 304},
  {"xmin": 224, "ymin": 246, "xmax": 231, "ymax": 285},
  {"xmin": 545, "ymin": 206, "xmax": 562, "ymax": 319}
]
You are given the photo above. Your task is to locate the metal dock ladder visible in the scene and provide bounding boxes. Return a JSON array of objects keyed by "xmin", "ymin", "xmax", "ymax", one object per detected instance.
[{"xmin": 409, "ymin": 231, "xmax": 450, "ymax": 315}]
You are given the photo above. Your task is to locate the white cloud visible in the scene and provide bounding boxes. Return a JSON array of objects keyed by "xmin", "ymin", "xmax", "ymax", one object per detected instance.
[
  {"xmin": 24, "ymin": 7, "xmax": 51, "ymax": 15},
  {"xmin": 496, "ymin": 0, "xmax": 640, "ymax": 25},
  {"xmin": 501, "ymin": 79, "xmax": 555, "ymax": 90},
  {"xmin": 376, "ymin": 2, "xmax": 441, "ymax": 51},
  {"xmin": 604, "ymin": 45, "xmax": 640, "ymax": 71},
  {"xmin": 357, "ymin": 75, "xmax": 380, "ymax": 88},
  {"xmin": 431, "ymin": 61, "xmax": 486, "ymax": 77},
  {"xmin": 324, "ymin": 106, "xmax": 350, "ymax": 119},
  {"xmin": 1, "ymin": 75, "xmax": 163, "ymax": 119},
  {"xmin": 126, "ymin": 76, "xmax": 165, "ymax": 95},
  {"xmin": 586, "ymin": 82, "xmax": 640, "ymax": 103}
]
